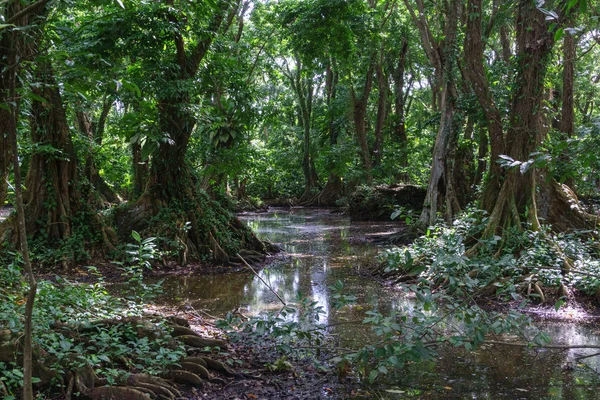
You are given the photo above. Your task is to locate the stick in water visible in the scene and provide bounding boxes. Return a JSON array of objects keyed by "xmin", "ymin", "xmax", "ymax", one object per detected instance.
[{"xmin": 237, "ymin": 253, "xmax": 286, "ymax": 306}]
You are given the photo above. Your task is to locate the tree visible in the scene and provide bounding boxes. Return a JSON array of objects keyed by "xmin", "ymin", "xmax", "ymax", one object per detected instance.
[
  {"xmin": 68, "ymin": 0, "xmax": 267, "ymax": 263},
  {"xmin": 403, "ymin": 0, "xmax": 464, "ymax": 228},
  {"xmin": 463, "ymin": 0, "xmax": 596, "ymax": 254}
]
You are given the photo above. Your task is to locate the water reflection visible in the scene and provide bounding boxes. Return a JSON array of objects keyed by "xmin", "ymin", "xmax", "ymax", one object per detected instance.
[{"xmin": 155, "ymin": 208, "xmax": 600, "ymax": 399}]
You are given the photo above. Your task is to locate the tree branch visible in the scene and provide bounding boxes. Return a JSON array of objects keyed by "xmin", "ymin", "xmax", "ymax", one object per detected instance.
[
  {"xmin": 187, "ymin": 0, "xmax": 234, "ymax": 77},
  {"xmin": 6, "ymin": 0, "xmax": 51, "ymax": 24}
]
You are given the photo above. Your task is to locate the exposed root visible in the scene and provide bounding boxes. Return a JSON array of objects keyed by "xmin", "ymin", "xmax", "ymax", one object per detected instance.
[
  {"xmin": 179, "ymin": 361, "xmax": 210, "ymax": 379},
  {"xmin": 178, "ymin": 335, "xmax": 227, "ymax": 349},
  {"xmin": 166, "ymin": 370, "xmax": 204, "ymax": 387},
  {"xmin": 82, "ymin": 386, "xmax": 151, "ymax": 400},
  {"xmin": 1, "ymin": 315, "xmax": 255, "ymax": 398},
  {"xmin": 0, "ymin": 379, "xmax": 8, "ymax": 397},
  {"xmin": 170, "ymin": 325, "xmax": 204, "ymax": 338}
]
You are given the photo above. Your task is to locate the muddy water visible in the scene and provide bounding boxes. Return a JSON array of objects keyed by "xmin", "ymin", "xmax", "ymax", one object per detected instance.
[{"xmin": 157, "ymin": 208, "xmax": 600, "ymax": 399}]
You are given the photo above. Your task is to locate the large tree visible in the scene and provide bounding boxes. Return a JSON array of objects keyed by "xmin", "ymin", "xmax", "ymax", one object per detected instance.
[
  {"xmin": 403, "ymin": 0, "xmax": 465, "ymax": 228},
  {"xmin": 105, "ymin": 0, "xmax": 265, "ymax": 263},
  {"xmin": 0, "ymin": 0, "xmax": 117, "ymax": 259},
  {"xmin": 462, "ymin": 0, "xmax": 597, "ymax": 254}
]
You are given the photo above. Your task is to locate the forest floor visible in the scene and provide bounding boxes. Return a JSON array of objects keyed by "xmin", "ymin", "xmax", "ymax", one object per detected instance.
[{"xmin": 163, "ymin": 308, "xmax": 370, "ymax": 400}]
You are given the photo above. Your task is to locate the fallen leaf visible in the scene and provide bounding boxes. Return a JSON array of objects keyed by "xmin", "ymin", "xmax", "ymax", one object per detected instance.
[
  {"xmin": 246, "ymin": 394, "xmax": 258, "ymax": 399},
  {"xmin": 444, "ymin": 386, "xmax": 453, "ymax": 391}
]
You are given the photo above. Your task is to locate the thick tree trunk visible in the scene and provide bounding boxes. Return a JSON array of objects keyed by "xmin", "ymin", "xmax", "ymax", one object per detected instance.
[
  {"xmin": 417, "ymin": 0, "xmax": 461, "ymax": 228},
  {"xmin": 469, "ymin": 0, "xmax": 596, "ymax": 246},
  {"xmin": 116, "ymin": 0, "xmax": 266, "ymax": 264},
  {"xmin": 24, "ymin": 65, "xmax": 81, "ymax": 241},
  {"xmin": 464, "ymin": 0, "xmax": 505, "ymax": 211}
]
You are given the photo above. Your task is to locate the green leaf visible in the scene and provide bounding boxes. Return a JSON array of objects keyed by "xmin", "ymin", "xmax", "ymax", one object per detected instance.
[
  {"xmin": 554, "ymin": 28, "xmax": 564, "ymax": 42},
  {"xmin": 131, "ymin": 230, "xmax": 141, "ymax": 243},
  {"xmin": 368, "ymin": 369, "xmax": 379, "ymax": 383}
]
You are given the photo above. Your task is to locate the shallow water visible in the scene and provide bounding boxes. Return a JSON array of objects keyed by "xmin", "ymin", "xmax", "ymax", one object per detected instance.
[{"xmin": 156, "ymin": 208, "xmax": 600, "ymax": 399}]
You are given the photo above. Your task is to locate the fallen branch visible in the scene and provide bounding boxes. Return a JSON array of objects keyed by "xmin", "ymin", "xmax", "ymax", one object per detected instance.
[
  {"xmin": 576, "ymin": 351, "xmax": 600, "ymax": 361},
  {"xmin": 483, "ymin": 340, "xmax": 600, "ymax": 350},
  {"xmin": 237, "ymin": 253, "xmax": 286, "ymax": 306}
]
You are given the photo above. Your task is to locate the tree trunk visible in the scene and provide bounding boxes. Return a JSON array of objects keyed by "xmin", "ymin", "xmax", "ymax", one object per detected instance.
[
  {"xmin": 469, "ymin": 0, "xmax": 596, "ymax": 247},
  {"xmin": 390, "ymin": 38, "xmax": 410, "ymax": 182},
  {"xmin": 558, "ymin": 27, "xmax": 576, "ymax": 187},
  {"xmin": 418, "ymin": 81, "xmax": 460, "ymax": 228},
  {"xmin": 21, "ymin": 65, "xmax": 82, "ymax": 245},
  {"xmin": 373, "ymin": 59, "xmax": 388, "ymax": 167},
  {"xmin": 351, "ymin": 61, "xmax": 375, "ymax": 176},
  {"xmin": 0, "ymin": 107, "xmax": 11, "ymax": 206},
  {"xmin": 76, "ymin": 101, "xmax": 120, "ymax": 205},
  {"xmin": 299, "ymin": 81, "xmax": 316, "ymax": 202},
  {"xmin": 118, "ymin": 0, "xmax": 266, "ymax": 263},
  {"xmin": 417, "ymin": 0, "xmax": 461, "ymax": 229},
  {"xmin": 464, "ymin": 0, "xmax": 505, "ymax": 211},
  {"xmin": 285, "ymin": 57, "xmax": 317, "ymax": 203},
  {"xmin": 403, "ymin": 0, "xmax": 444, "ymax": 111},
  {"xmin": 315, "ymin": 62, "xmax": 344, "ymax": 206},
  {"xmin": 131, "ymin": 142, "xmax": 149, "ymax": 200}
]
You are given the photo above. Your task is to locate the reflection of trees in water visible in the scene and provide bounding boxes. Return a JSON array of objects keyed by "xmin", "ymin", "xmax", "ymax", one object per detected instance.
[{"xmin": 158, "ymin": 274, "xmax": 253, "ymax": 314}]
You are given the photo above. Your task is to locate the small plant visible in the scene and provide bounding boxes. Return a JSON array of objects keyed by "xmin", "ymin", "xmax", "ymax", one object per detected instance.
[
  {"xmin": 119, "ymin": 230, "xmax": 162, "ymax": 302},
  {"xmin": 217, "ymin": 293, "xmax": 327, "ymax": 355},
  {"xmin": 391, "ymin": 206, "xmax": 416, "ymax": 225},
  {"xmin": 329, "ymin": 280, "xmax": 357, "ymax": 309}
]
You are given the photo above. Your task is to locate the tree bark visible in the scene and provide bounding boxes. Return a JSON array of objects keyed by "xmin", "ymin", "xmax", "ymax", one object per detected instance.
[
  {"xmin": 119, "ymin": 0, "xmax": 264, "ymax": 263},
  {"xmin": 417, "ymin": 0, "xmax": 461, "ymax": 228},
  {"xmin": 403, "ymin": 0, "xmax": 443, "ymax": 110},
  {"xmin": 351, "ymin": 60, "xmax": 375, "ymax": 176},
  {"xmin": 76, "ymin": 99, "xmax": 119, "ymax": 205},
  {"xmin": 463, "ymin": 0, "xmax": 505, "ymax": 211},
  {"xmin": 467, "ymin": 0, "xmax": 597, "ymax": 247},
  {"xmin": 315, "ymin": 61, "xmax": 344, "ymax": 206},
  {"xmin": 390, "ymin": 37, "xmax": 410, "ymax": 182},
  {"xmin": 24, "ymin": 64, "xmax": 82, "ymax": 242},
  {"xmin": 556, "ymin": 27, "xmax": 577, "ymax": 187},
  {"xmin": 373, "ymin": 57, "xmax": 388, "ymax": 167}
]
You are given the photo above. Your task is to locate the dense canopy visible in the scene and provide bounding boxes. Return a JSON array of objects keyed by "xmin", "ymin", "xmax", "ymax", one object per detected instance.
[{"xmin": 1, "ymin": 0, "xmax": 599, "ymax": 398}]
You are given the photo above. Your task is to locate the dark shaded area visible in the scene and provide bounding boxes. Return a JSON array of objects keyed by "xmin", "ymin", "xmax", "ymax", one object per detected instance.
[{"xmin": 346, "ymin": 184, "xmax": 426, "ymax": 221}]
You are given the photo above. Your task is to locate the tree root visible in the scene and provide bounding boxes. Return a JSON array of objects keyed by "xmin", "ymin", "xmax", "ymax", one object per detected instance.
[
  {"xmin": 0, "ymin": 379, "xmax": 8, "ymax": 397},
  {"xmin": 166, "ymin": 370, "xmax": 204, "ymax": 387},
  {"xmin": 83, "ymin": 386, "xmax": 151, "ymax": 400},
  {"xmin": 180, "ymin": 361, "xmax": 211, "ymax": 379},
  {"xmin": 1, "ymin": 314, "xmax": 259, "ymax": 398},
  {"xmin": 178, "ymin": 334, "xmax": 227, "ymax": 349}
]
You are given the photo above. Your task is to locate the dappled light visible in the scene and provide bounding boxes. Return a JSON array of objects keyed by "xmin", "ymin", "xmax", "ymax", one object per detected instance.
[{"xmin": 1, "ymin": 0, "xmax": 599, "ymax": 398}]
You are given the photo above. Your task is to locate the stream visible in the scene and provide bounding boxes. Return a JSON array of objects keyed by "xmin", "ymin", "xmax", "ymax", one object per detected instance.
[{"xmin": 157, "ymin": 208, "xmax": 600, "ymax": 399}]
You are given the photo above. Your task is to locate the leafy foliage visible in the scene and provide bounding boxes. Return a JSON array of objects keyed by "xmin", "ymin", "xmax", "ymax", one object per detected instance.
[{"xmin": 0, "ymin": 276, "xmax": 185, "ymax": 396}]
